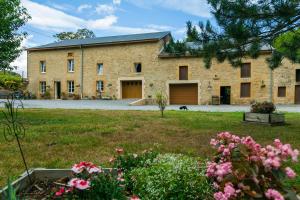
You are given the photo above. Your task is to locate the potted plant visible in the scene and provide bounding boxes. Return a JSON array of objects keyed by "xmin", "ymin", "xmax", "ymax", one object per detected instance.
[{"xmin": 244, "ymin": 101, "xmax": 285, "ymax": 125}]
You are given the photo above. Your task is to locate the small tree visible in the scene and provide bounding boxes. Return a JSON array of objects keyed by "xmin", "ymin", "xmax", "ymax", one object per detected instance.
[{"xmin": 155, "ymin": 92, "xmax": 168, "ymax": 118}]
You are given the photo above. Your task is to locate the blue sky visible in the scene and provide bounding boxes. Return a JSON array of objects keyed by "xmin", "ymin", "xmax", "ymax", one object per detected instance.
[{"xmin": 14, "ymin": 0, "xmax": 213, "ymax": 75}]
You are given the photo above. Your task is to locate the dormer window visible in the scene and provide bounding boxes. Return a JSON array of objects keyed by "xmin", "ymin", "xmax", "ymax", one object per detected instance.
[{"xmin": 135, "ymin": 63, "xmax": 142, "ymax": 73}]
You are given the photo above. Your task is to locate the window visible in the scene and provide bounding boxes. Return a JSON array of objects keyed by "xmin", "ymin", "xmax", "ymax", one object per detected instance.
[
  {"xmin": 134, "ymin": 63, "xmax": 142, "ymax": 73},
  {"xmin": 40, "ymin": 81, "xmax": 46, "ymax": 94},
  {"xmin": 96, "ymin": 81, "xmax": 104, "ymax": 92},
  {"xmin": 240, "ymin": 83, "xmax": 251, "ymax": 98},
  {"xmin": 296, "ymin": 69, "xmax": 300, "ymax": 82},
  {"xmin": 68, "ymin": 81, "xmax": 74, "ymax": 93},
  {"xmin": 241, "ymin": 63, "xmax": 251, "ymax": 78},
  {"xmin": 179, "ymin": 66, "xmax": 188, "ymax": 80},
  {"xmin": 278, "ymin": 87, "xmax": 286, "ymax": 97},
  {"xmin": 97, "ymin": 63, "xmax": 103, "ymax": 75},
  {"xmin": 40, "ymin": 61, "xmax": 46, "ymax": 73},
  {"xmin": 68, "ymin": 59, "xmax": 74, "ymax": 72}
]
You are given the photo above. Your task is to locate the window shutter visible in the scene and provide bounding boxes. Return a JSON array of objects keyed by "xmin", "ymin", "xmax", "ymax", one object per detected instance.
[
  {"xmin": 278, "ymin": 87, "xmax": 286, "ymax": 97},
  {"xmin": 179, "ymin": 66, "xmax": 188, "ymax": 80},
  {"xmin": 241, "ymin": 63, "xmax": 251, "ymax": 78},
  {"xmin": 240, "ymin": 83, "xmax": 251, "ymax": 97}
]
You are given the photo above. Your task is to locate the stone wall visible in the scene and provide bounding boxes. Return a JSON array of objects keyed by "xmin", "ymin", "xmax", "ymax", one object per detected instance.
[{"xmin": 27, "ymin": 40, "xmax": 300, "ymax": 105}]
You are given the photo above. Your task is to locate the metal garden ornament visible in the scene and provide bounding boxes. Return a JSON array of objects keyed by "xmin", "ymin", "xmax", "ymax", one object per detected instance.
[{"xmin": 1, "ymin": 96, "xmax": 32, "ymax": 183}]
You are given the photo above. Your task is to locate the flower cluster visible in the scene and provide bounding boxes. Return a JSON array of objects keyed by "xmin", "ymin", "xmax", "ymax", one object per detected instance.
[
  {"xmin": 55, "ymin": 161, "xmax": 101, "ymax": 198},
  {"xmin": 71, "ymin": 161, "xmax": 102, "ymax": 174},
  {"xmin": 207, "ymin": 132, "xmax": 299, "ymax": 200}
]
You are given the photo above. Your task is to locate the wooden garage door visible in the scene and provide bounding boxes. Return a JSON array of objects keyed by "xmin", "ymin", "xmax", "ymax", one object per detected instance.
[
  {"xmin": 169, "ymin": 84, "xmax": 198, "ymax": 105},
  {"xmin": 122, "ymin": 81, "xmax": 142, "ymax": 99},
  {"xmin": 296, "ymin": 85, "xmax": 300, "ymax": 104}
]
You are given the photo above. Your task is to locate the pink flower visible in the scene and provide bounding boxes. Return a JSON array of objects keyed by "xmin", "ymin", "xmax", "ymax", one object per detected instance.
[
  {"xmin": 214, "ymin": 192, "xmax": 228, "ymax": 200},
  {"xmin": 76, "ymin": 180, "xmax": 90, "ymax": 190},
  {"xmin": 210, "ymin": 139, "xmax": 219, "ymax": 146},
  {"xmin": 285, "ymin": 167, "xmax": 296, "ymax": 179},
  {"xmin": 68, "ymin": 178, "xmax": 90, "ymax": 190},
  {"xmin": 224, "ymin": 182, "xmax": 236, "ymax": 198},
  {"xmin": 88, "ymin": 166, "xmax": 102, "ymax": 174},
  {"xmin": 222, "ymin": 148, "xmax": 231, "ymax": 156},
  {"xmin": 265, "ymin": 189, "xmax": 284, "ymax": 200},
  {"xmin": 115, "ymin": 148, "xmax": 124, "ymax": 154},
  {"xmin": 55, "ymin": 187, "xmax": 65, "ymax": 196},
  {"xmin": 130, "ymin": 195, "xmax": 141, "ymax": 200},
  {"xmin": 68, "ymin": 178, "xmax": 80, "ymax": 187}
]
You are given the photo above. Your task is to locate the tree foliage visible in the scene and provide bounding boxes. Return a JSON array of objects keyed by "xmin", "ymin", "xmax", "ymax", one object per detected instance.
[
  {"xmin": 53, "ymin": 28, "xmax": 96, "ymax": 41},
  {"xmin": 0, "ymin": 0, "xmax": 30, "ymax": 72},
  {"xmin": 0, "ymin": 72, "xmax": 23, "ymax": 91},
  {"xmin": 165, "ymin": 0, "xmax": 300, "ymax": 70}
]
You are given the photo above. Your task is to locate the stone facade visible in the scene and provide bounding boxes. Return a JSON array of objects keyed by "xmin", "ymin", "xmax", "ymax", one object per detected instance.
[{"xmin": 27, "ymin": 38, "xmax": 300, "ymax": 105}]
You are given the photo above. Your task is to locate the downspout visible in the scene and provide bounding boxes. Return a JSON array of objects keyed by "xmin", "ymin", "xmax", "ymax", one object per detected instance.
[
  {"xmin": 80, "ymin": 45, "xmax": 84, "ymax": 99},
  {"xmin": 269, "ymin": 67, "xmax": 273, "ymax": 102}
]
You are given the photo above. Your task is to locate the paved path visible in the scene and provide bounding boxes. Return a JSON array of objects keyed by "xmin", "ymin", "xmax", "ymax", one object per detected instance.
[{"xmin": 0, "ymin": 99, "xmax": 300, "ymax": 112}]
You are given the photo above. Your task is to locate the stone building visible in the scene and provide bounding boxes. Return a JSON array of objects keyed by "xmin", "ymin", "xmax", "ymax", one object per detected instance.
[{"xmin": 27, "ymin": 31, "xmax": 300, "ymax": 105}]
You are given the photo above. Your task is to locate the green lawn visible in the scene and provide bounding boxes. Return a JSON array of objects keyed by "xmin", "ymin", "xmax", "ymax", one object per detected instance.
[{"xmin": 0, "ymin": 109, "xmax": 300, "ymax": 188}]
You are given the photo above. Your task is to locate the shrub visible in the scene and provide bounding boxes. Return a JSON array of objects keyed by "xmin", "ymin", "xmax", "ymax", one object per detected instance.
[
  {"xmin": 130, "ymin": 154, "xmax": 214, "ymax": 200},
  {"xmin": 155, "ymin": 91, "xmax": 168, "ymax": 118},
  {"xmin": 0, "ymin": 73, "xmax": 23, "ymax": 91},
  {"xmin": 251, "ymin": 101, "xmax": 276, "ymax": 114},
  {"xmin": 111, "ymin": 148, "xmax": 158, "ymax": 193},
  {"xmin": 207, "ymin": 132, "xmax": 299, "ymax": 200}
]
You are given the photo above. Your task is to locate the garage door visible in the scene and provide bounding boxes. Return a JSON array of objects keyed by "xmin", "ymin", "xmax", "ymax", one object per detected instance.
[
  {"xmin": 122, "ymin": 81, "xmax": 142, "ymax": 99},
  {"xmin": 169, "ymin": 83, "xmax": 198, "ymax": 105}
]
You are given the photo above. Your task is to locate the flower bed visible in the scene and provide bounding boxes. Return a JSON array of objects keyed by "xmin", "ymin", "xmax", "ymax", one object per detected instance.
[{"xmin": 1, "ymin": 134, "xmax": 299, "ymax": 200}]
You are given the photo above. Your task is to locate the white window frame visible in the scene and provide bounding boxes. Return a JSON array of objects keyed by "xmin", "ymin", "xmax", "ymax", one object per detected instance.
[
  {"xmin": 40, "ymin": 81, "xmax": 46, "ymax": 94},
  {"xmin": 97, "ymin": 63, "xmax": 103, "ymax": 75},
  {"xmin": 68, "ymin": 59, "xmax": 74, "ymax": 72},
  {"xmin": 96, "ymin": 81, "xmax": 104, "ymax": 92},
  {"xmin": 40, "ymin": 61, "xmax": 46, "ymax": 73},
  {"xmin": 68, "ymin": 81, "xmax": 75, "ymax": 94}
]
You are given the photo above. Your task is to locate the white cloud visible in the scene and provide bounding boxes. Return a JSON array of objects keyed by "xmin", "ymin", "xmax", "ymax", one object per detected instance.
[
  {"xmin": 126, "ymin": 0, "xmax": 211, "ymax": 18},
  {"xmin": 113, "ymin": 0, "xmax": 121, "ymax": 5},
  {"xmin": 96, "ymin": 4, "xmax": 116, "ymax": 15},
  {"xmin": 21, "ymin": 0, "xmax": 118, "ymax": 31},
  {"xmin": 146, "ymin": 24, "xmax": 174, "ymax": 31},
  {"xmin": 78, "ymin": 4, "xmax": 92, "ymax": 12},
  {"xmin": 87, "ymin": 15, "xmax": 118, "ymax": 29}
]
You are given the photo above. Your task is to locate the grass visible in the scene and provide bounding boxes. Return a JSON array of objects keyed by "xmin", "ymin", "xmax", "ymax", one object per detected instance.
[{"xmin": 0, "ymin": 109, "xmax": 300, "ymax": 188}]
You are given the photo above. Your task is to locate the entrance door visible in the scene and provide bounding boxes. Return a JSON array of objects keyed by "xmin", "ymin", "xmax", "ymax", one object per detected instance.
[
  {"xmin": 55, "ymin": 82, "xmax": 61, "ymax": 99},
  {"xmin": 220, "ymin": 86, "xmax": 231, "ymax": 105},
  {"xmin": 295, "ymin": 85, "xmax": 300, "ymax": 104}
]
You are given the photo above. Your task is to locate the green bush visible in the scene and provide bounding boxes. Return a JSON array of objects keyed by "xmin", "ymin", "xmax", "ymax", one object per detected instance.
[
  {"xmin": 130, "ymin": 154, "xmax": 213, "ymax": 200},
  {"xmin": 88, "ymin": 172, "xmax": 126, "ymax": 200},
  {"xmin": 251, "ymin": 101, "xmax": 276, "ymax": 114},
  {"xmin": 0, "ymin": 73, "xmax": 23, "ymax": 91}
]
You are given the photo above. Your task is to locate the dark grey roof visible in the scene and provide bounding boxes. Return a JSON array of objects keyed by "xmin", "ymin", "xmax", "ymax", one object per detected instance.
[
  {"xmin": 28, "ymin": 31, "xmax": 171, "ymax": 50},
  {"xmin": 185, "ymin": 42, "xmax": 273, "ymax": 51}
]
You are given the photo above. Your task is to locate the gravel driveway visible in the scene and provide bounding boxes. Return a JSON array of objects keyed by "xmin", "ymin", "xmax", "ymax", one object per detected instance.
[{"xmin": 0, "ymin": 99, "xmax": 300, "ymax": 112}]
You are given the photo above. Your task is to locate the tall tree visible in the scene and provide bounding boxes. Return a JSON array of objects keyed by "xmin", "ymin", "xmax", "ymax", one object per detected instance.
[
  {"xmin": 198, "ymin": 0, "xmax": 300, "ymax": 69},
  {"xmin": 0, "ymin": 0, "xmax": 30, "ymax": 72},
  {"xmin": 53, "ymin": 28, "xmax": 96, "ymax": 41},
  {"xmin": 186, "ymin": 21, "xmax": 199, "ymax": 42}
]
